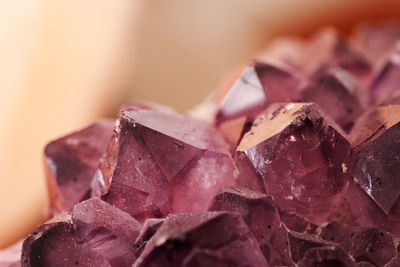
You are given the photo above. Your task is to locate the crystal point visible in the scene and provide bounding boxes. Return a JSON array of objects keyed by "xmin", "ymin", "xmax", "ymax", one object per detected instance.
[
  {"xmin": 236, "ymin": 103, "xmax": 350, "ymax": 224},
  {"xmin": 44, "ymin": 120, "xmax": 114, "ymax": 214}
]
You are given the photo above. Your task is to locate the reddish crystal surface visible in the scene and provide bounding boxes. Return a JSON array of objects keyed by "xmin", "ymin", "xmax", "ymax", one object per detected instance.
[
  {"xmin": 236, "ymin": 103, "xmax": 350, "ymax": 224},
  {"xmin": 44, "ymin": 120, "xmax": 114, "ymax": 213},
  {"xmin": 134, "ymin": 212, "xmax": 268, "ymax": 267},
  {"xmin": 133, "ymin": 218, "xmax": 164, "ymax": 258},
  {"xmin": 92, "ymin": 108, "xmax": 236, "ymax": 222}
]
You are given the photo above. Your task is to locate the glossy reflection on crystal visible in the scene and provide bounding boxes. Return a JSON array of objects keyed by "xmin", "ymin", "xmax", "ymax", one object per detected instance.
[{"xmin": 236, "ymin": 103, "xmax": 350, "ymax": 224}]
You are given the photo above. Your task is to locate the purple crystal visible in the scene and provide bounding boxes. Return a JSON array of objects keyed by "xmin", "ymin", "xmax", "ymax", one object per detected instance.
[
  {"xmin": 288, "ymin": 231, "xmax": 338, "ymax": 263},
  {"xmin": 208, "ymin": 187, "xmax": 282, "ymax": 261},
  {"xmin": 370, "ymin": 48, "xmax": 400, "ymax": 104},
  {"xmin": 236, "ymin": 103, "xmax": 350, "ymax": 224},
  {"xmin": 44, "ymin": 120, "xmax": 114, "ymax": 213},
  {"xmin": 134, "ymin": 212, "xmax": 268, "ymax": 266},
  {"xmin": 353, "ymin": 22, "xmax": 400, "ymax": 62},
  {"xmin": 22, "ymin": 198, "xmax": 142, "ymax": 267},
  {"xmin": 21, "ymin": 221, "xmax": 112, "ymax": 267},
  {"xmin": 133, "ymin": 218, "xmax": 164, "ymax": 257},
  {"xmin": 297, "ymin": 246, "xmax": 357, "ymax": 267},
  {"xmin": 320, "ymin": 222, "xmax": 396, "ymax": 266},
  {"xmin": 72, "ymin": 197, "xmax": 142, "ymax": 246},
  {"xmin": 279, "ymin": 210, "xmax": 317, "ymax": 234},
  {"xmin": 92, "ymin": 108, "xmax": 236, "ymax": 222},
  {"xmin": 302, "ymin": 67, "xmax": 367, "ymax": 131},
  {"xmin": 216, "ymin": 61, "xmax": 303, "ymax": 124},
  {"xmin": 350, "ymin": 121, "xmax": 400, "ymax": 214}
]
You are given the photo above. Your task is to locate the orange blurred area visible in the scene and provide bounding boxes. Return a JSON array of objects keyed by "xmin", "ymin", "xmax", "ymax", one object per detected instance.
[{"xmin": 1, "ymin": 0, "xmax": 400, "ymax": 248}]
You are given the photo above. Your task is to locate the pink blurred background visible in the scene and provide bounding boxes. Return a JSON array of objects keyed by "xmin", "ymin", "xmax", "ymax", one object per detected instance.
[{"xmin": 1, "ymin": 0, "xmax": 400, "ymax": 248}]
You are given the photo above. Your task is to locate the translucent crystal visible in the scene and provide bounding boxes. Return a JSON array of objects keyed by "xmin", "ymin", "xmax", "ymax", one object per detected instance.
[
  {"xmin": 44, "ymin": 120, "xmax": 114, "ymax": 214},
  {"xmin": 92, "ymin": 108, "xmax": 236, "ymax": 222},
  {"xmin": 236, "ymin": 103, "xmax": 350, "ymax": 224}
]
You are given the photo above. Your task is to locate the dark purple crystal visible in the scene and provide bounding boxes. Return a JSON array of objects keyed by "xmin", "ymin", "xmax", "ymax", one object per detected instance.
[{"xmin": 134, "ymin": 212, "xmax": 268, "ymax": 267}]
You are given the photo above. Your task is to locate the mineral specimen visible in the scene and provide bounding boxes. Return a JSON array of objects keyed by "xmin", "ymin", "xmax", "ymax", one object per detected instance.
[
  {"xmin": 14, "ymin": 22, "xmax": 400, "ymax": 267},
  {"xmin": 44, "ymin": 120, "xmax": 114, "ymax": 214}
]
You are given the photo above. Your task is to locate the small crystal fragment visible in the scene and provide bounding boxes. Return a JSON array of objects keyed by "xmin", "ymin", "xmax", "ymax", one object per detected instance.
[
  {"xmin": 236, "ymin": 103, "xmax": 350, "ymax": 224},
  {"xmin": 133, "ymin": 212, "xmax": 268, "ymax": 267},
  {"xmin": 93, "ymin": 108, "xmax": 236, "ymax": 222},
  {"xmin": 44, "ymin": 120, "xmax": 114, "ymax": 214},
  {"xmin": 21, "ymin": 221, "xmax": 111, "ymax": 267}
]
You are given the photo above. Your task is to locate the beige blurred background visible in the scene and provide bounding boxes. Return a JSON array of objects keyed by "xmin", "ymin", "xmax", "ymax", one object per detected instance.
[{"xmin": 1, "ymin": 0, "xmax": 400, "ymax": 248}]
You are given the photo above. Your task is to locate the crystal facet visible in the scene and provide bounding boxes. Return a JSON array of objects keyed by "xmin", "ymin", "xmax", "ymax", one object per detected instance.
[
  {"xmin": 133, "ymin": 212, "xmax": 268, "ymax": 267},
  {"xmin": 22, "ymin": 198, "xmax": 142, "ymax": 267},
  {"xmin": 236, "ymin": 103, "xmax": 350, "ymax": 224},
  {"xmin": 302, "ymin": 67, "xmax": 367, "ymax": 131},
  {"xmin": 44, "ymin": 120, "xmax": 114, "ymax": 213},
  {"xmin": 92, "ymin": 108, "xmax": 236, "ymax": 222}
]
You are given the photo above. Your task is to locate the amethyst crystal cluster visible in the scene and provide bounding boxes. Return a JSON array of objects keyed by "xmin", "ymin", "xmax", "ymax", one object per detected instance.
[{"xmin": 14, "ymin": 23, "xmax": 400, "ymax": 266}]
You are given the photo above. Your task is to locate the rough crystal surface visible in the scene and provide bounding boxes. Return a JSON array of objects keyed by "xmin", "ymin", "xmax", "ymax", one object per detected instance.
[
  {"xmin": 288, "ymin": 231, "xmax": 338, "ymax": 263},
  {"xmin": 236, "ymin": 103, "xmax": 350, "ymax": 224},
  {"xmin": 208, "ymin": 187, "xmax": 282, "ymax": 262},
  {"xmin": 133, "ymin": 212, "xmax": 268, "ymax": 267},
  {"xmin": 44, "ymin": 120, "xmax": 114, "ymax": 213},
  {"xmin": 72, "ymin": 197, "xmax": 142, "ymax": 246},
  {"xmin": 22, "ymin": 198, "xmax": 141, "ymax": 267},
  {"xmin": 320, "ymin": 222, "xmax": 396, "ymax": 266},
  {"xmin": 297, "ymin": 246, "xmax": 357, "ymax": 267},
  {"xmin": 351, "ymin": 121, "xmax": 400, "ymax": 214},
  {"xmin": 21, "ymin": 221, "xmax": 112, "ymax": 267},
  {"xmin": 92, "ymin": 108, "xmax": 236, "ymax": 222}
]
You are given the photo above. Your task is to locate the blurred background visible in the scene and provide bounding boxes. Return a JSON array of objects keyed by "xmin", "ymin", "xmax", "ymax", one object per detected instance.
[{"xmin": 1, "ymin": 0, "xmax": 400, "ymax": 249}]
